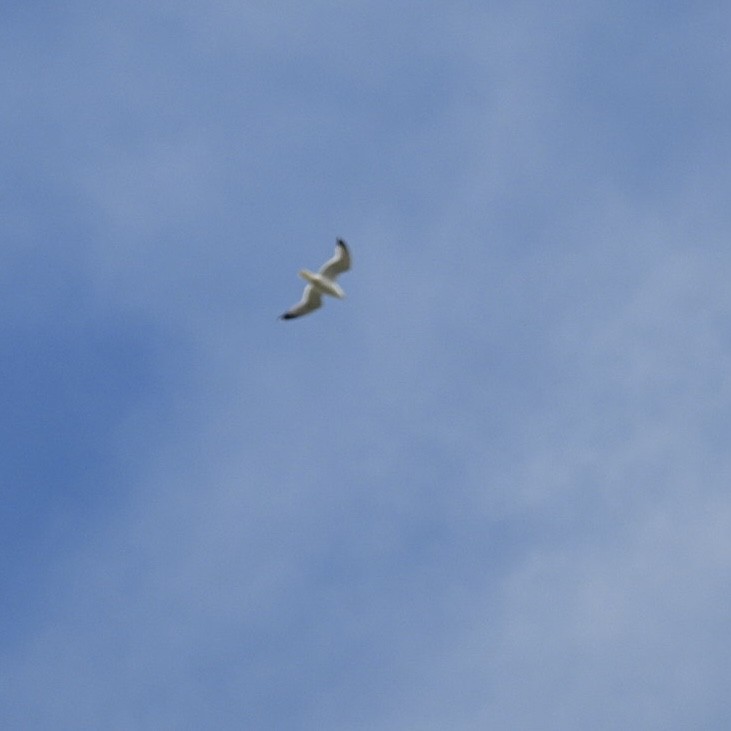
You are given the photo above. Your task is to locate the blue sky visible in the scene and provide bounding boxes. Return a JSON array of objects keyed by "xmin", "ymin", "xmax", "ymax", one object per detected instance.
[{"xmin": 2, "ymin": 1, "xmax": 731, "ymax": 728}]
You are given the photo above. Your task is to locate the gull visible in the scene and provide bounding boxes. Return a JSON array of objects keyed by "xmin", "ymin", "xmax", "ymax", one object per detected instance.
[{"xmin": 280, "ymin": 239, "xmax": 351, "ymax": 320}]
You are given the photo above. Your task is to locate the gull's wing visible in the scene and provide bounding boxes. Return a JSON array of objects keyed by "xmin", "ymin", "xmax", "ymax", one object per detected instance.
[
  {"xmin": 318, "ymin": 239, "xmax": 351, "ymax": 281},
  {"xmin": 280, "ymin": 284, "xmax": 322, "ymax": 320}
]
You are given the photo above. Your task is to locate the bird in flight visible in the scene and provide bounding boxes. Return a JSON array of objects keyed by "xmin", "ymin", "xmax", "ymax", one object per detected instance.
[{"xmin": 280, "ymin": 239, "xmax": 351, "ymax": 320}]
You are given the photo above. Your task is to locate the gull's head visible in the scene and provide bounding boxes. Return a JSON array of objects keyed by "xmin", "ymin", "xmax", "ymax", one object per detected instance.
[{"xmin": 298, "ymin": 269, "xmax": 317, "ymax": 284}]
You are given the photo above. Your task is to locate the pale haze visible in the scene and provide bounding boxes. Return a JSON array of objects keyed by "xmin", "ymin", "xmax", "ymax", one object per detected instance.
[{"xmin": 2, "ymin": 2, "xmax": 731, "ymax": 729}]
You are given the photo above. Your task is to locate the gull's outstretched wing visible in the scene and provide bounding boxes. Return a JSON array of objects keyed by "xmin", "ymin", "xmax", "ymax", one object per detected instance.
[
  {"xmin": 319, "ymin": 239, "xmax": 351, "ymax": 281},
  {"xmin": 280, "ymin": 284, "xmax": 322, "ymax": 320}
]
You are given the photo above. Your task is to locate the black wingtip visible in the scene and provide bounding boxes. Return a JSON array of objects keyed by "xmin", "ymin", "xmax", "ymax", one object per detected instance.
[
  {"xmin": 336, "ymin": 238, "xmax": 348, "ymax": 248},
  {"xmin": 280, "ymin": 312, "xmax": 297, "ymax": 320}
]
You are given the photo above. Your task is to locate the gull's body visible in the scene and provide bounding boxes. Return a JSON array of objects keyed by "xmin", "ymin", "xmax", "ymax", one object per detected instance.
[{"xmin": 280, "ymin": 239, "xmax": 351, "ymax": 320}]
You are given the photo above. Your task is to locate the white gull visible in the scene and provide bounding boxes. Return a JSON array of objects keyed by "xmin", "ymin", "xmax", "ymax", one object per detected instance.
[{"xmin": 280, "ymin": 239, "xmax": 351, "ymax": 320}]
